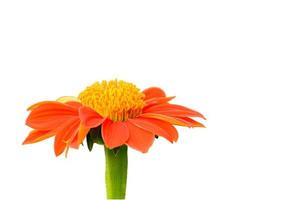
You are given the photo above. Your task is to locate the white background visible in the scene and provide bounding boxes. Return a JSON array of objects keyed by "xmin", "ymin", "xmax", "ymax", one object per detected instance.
[{"xmin": 0, "ymin": 0, "xmax": 299, "ymax": 199}]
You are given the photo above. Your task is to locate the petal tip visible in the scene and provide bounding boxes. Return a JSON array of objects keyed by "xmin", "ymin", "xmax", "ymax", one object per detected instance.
[
  {"xmin": 54, "ymin": 150, "xmax": 63, "ymax": 157},
  {"xmin": 22, "ymin": 140, "xmax": 28, "ymax": 145}
]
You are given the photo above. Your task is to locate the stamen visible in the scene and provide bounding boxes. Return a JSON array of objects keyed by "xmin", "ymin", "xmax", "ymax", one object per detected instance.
[{"xmin": 79, "ymin": 80, "xmax": 145, "ymax": 121}]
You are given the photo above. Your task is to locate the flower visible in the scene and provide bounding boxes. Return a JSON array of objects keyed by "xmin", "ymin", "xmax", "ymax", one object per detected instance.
[{"xmin": 23, "ymin": 80, "xmax": 205, "ymax": 156}]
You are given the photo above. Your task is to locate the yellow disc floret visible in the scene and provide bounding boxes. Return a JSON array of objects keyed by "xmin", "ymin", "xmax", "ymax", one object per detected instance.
[{"xmin": 79, "ymin": 80, "xmax": 145, "ymax": 121}]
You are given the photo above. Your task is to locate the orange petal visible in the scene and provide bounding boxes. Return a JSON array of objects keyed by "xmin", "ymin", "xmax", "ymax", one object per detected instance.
[
  {"xmin": 26, "ymin": 102, "xmax": 78, "ymax": 130},
  {"xmin": 70, "ymin": 135, "xmax": 80, "ymax": 149},
  {"xmin": 142, "ymin": 87, "xmax": 166, "ymax": 100},
  {"xmin": 139, "ymin": 117, "xmax": 179, "ymax": 142},
  {"xmin": 129, "ymin": 118, "xmax": 178, "ymax": 142},
  {"xmin": 102, "ymin": 119, "xmax": 129, "ymax": 149},
  {"xmin": 140, "ymin": 113, "xmax": 194, "ymax": 127},
  {"xmin": 54, "ymin": 118, "xmax": 80, "ymax": 156},
  {"xmin": 125, "ymin": 122, "xmax": 155, "ymax": 153},
  {"xmin": 26, "ymin": 116, "xmax": 78, "ymax": 130},
  {"xmin": 77, "ymin": 123, "xmax": 90, "ymax": 145},
  {"xmin": 64, "ymin": 126, "xmax": 82, "ymax": 157},
  {"xmin": 65, "ymin": 101, "xmax": 82, "ymax": 109},
  {"xmin": 79, "ymin": 106, "xmax": 105, "ymax": 128},
  {"xmin": 28, "ymin": 101, "xmax": 77, "ymax": 112},
  {"xmin": 144, "ymin": 96, "xmax": 175, "ymax": 108},
  {"xmin": 143, "ymin": 103, "xmax": 206, "ymax": 119},
  {"xmin": 22, "ymin": 129, "xmax": 55, "ymax": 144},
  {"xmin": 176, "ymin": 117, "xmax": 206, "ymax": 128},
  {"xmin": 27, "ymin": 101, "xmax": 54, "ymax": 111}
]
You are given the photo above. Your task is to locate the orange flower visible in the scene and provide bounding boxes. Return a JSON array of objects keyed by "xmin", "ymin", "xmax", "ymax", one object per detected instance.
[{"xmin": 23, "ymin": 80, "xmax": 205, "ymax": 156}]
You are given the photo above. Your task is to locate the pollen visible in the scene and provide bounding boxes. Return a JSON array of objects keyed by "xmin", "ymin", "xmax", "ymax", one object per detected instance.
[{"xmin": 78, "ymin": 80, "xmax": 145, "ymax": 121}]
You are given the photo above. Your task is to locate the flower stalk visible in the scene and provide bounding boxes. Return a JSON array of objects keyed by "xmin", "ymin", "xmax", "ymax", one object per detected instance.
[{"xmin": 104, "ymin": 145, "xmax": 128, "ymax": 200}]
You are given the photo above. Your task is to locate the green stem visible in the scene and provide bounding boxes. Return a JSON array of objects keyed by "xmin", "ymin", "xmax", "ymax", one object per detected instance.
[{"xmin": 104, "ymin": 145, "xmax": 128, "ymax": 200}]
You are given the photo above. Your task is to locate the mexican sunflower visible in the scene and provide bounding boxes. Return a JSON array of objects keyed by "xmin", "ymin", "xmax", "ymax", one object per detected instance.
[{"xmin": 23, "ymin": 80, "xmax": 206, "ymax": 199}]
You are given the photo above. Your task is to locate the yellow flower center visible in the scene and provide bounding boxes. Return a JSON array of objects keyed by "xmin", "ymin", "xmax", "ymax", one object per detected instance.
[{"xmin": 78, "ymin": 80, "xmax": 145, "ymax": 121}]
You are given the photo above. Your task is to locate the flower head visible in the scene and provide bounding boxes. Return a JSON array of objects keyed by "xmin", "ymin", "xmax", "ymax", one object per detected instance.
[{"xmin": 23, "ymin": 80, "xmax": 205, "ymax": 156}]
